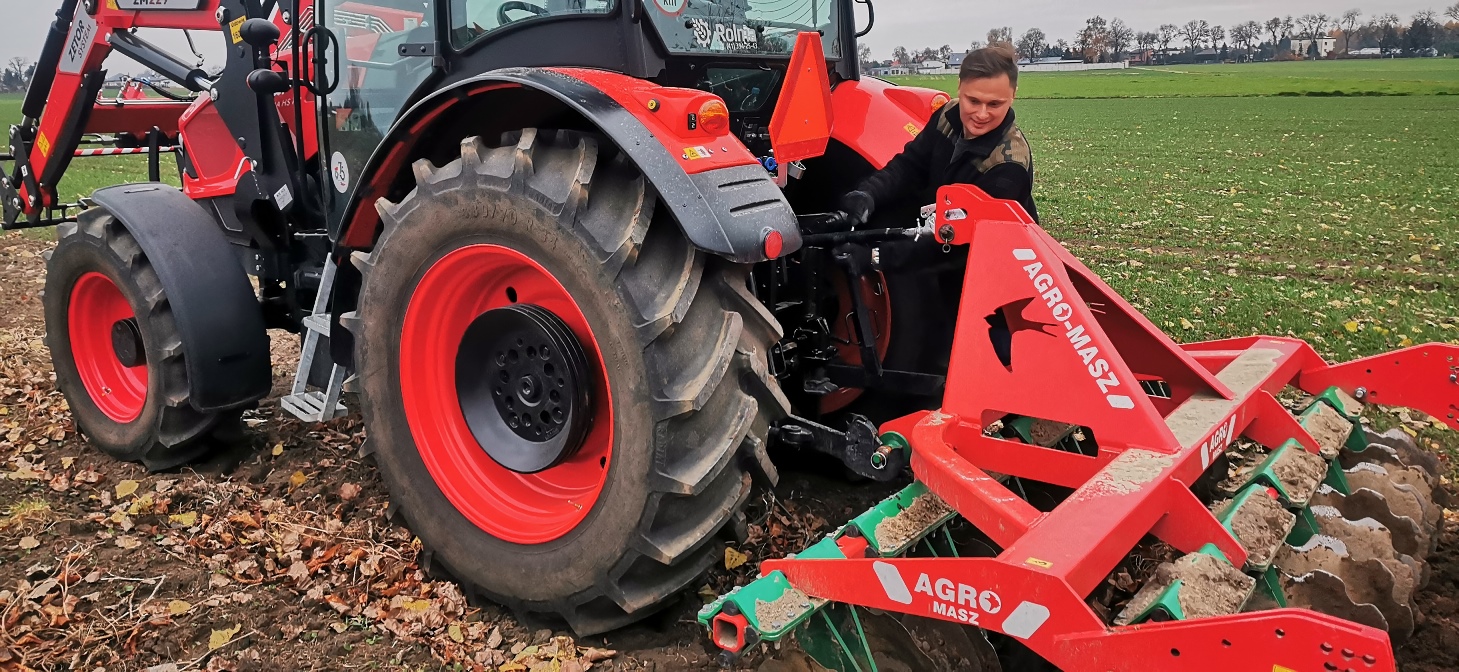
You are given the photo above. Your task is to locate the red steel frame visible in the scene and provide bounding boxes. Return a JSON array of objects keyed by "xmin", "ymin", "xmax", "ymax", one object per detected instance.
[
  {"xmin": 19, "ymin": 1, "xmax": 313, "ymax": 212},
  {"xmin": 760, "ymin": 185, "xmax": 1459, "ymax": 672}
]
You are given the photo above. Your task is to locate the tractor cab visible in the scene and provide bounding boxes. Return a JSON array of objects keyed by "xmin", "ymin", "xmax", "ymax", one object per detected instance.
[{"xmin": 318, "ymin": 0, "xmax": 856, "ymax": 225}]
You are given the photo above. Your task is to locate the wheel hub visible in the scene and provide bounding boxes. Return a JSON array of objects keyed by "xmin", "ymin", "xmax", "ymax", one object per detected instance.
[
  {"xmin": 111, "ymin": 317, "xmax": 145, "ymax": 368},
  {"xmin": 456, "ymin": 303, "xmax": 593, "ymax": 474}
]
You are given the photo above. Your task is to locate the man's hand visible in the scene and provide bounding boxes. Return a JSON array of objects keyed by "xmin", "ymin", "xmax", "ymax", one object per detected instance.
[{"xmin": 839, "ymin": 190, "xmax": 875, "ymax": 228}]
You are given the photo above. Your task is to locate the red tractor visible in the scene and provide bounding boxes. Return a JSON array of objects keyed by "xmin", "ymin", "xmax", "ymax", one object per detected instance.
[
  {"xmin": 5, "ymin": 0, "xmax": 953, "ymax": 637},
  {"xmin": 4, "ymin": 0, "xmax": 1454, "ymax": 668}
]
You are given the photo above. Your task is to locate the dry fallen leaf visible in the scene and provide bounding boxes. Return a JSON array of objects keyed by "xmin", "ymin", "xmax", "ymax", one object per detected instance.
[
  {"xmin": 116, "ymin": 536, "xmax": 141, "ymax": 549},
  {"xmin": 339, "ymin": 482, "xmax": 362, "ymax": 501},
  {"xmin": 169, "ymin": 511, "xmax": 198, "ymax": 527},
  {"xmin": 486, "ymin": 626, "xmax": 503, "ymax": 649},
  {"xmin": 288, "ymin": 471, "xmax": 308, "ymax": 489},
  {"xmin": 271, "ymin": 443, "xmax": 284, "ymax": 457},
  {"xmin": 208, "ymin": 624, "xmax": 242, "ymax": 650},
  {"xmin": 1343, "ymin": 321, "xmax": 1360, "ymax": 333},
  {"xmin": 18, "ymin": 536, "xmax": 39, "ymax": 550},
  {"xmin": 449, "ymin": 623, "xmax": 464, "ymax": 643},
  {"xmin": 724, "ymin": 547, "xmax": 748, "ymax": 570},
  {"xmin": 168, "ymin": 600, "xmax": 192, "ymax": 615},
  {"xmin": 115, "ymin": 479, "xmax": 139, "ymax": 498}
]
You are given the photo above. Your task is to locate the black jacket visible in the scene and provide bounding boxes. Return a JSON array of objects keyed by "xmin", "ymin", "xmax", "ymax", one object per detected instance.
[{"xmin": 858, "ymin": 103, "xmax": 1038, "ymax": 222}]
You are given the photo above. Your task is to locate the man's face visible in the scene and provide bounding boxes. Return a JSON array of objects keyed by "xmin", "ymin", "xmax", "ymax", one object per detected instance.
[{"xmin": 957, "ymin": 74, "xmax": 1016, "ymax": 138}]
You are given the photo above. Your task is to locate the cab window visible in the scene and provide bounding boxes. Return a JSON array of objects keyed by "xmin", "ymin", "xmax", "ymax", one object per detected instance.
[{"xmin": 450, "ymin": 0, "xmax": 615, "ymax": 48}]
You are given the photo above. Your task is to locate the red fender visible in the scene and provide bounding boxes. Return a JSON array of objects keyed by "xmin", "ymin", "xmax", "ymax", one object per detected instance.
[{"xmin": 829, "ymin": 77, "xmax": 951, "ymax": 170}]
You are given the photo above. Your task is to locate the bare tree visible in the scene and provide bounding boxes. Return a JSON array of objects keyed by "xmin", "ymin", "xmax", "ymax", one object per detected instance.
[
  {"xmin": 1077, "ymin": 16, "xmax": 1109, "ymax": 62},
  {"xmin": 1295, "ymin": 13, "xmax": 1332, "ymax": 58},
  {"xmin": 1016, "ymin": 28, "xmax": 1047, "ymax": 62},
  {"xmin": 1265, "ymin": 17, "xmax": 1283, "ymax": 49},
  {"xmin": 1366, "ymin": 13, "xmax": 1400, "ymax": 55},
  {"xmin": 892, "ymin": 46, "xmax": 911, "ymax": 65},
  {"xmin": 1337, "ymin": 9, "xmax": 1363, "ymax": 54},
  {"xmin": 1136, "ymin": 31, "xmax": 1158, "ymax": 54},
  {"xmin": 1281, "ymin": 15, "xmax": 1295, "ymax": 41},
  {"xmin": 1209, "ymin": 24, "xmax": 1226, "ymax": 48},
  {"xmin": 858, "ymin": 43, "xmax": 873, "ymax": 67},
  {"xmin": 1107, "ymin": 18, "xmax": 1133, "ymax": 60},
  {"xmin": 1178, "ymin": 19, "xmax": 1209, "ymax": 52},
  {"xmin": 1408, "ymin": 9, "xmax": 1441, "ymax": 54},
  {"xmin": 987, "ymin": 27, "xmax": 1013, "ymax": 48},
  {"xmin": 1157, "ymin": 23, "xmax": 1179, "ymax": 63},
  {"xmin": 1447, "ymin": 2, "xmax": 1459, "ymax": 23},
  {"xmin": 938, "ymin": 44, "xmax": 954, "ymax": 61},
  {"xmin": 968, "ymin": 40, "xmax": 985, "ymax": 53},
  {"xmin": 1229, "ymin": 22, "xmax": 1256, "ymax": 61},
  {"xmin": 3, "ymin": 58, "xmax": 31, "ymax": 93}
]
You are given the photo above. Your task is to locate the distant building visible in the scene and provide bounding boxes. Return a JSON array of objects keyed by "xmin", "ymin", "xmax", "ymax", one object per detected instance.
[
  {"xmin": 947, "ymin": 52, "xmax": 967, "ymax": 68},
  {"xmin": 1127, "ymin": 48, "xmax": 1155, "ymax": 65},
  {"xmin": 917, "ymin": 60, "xmax": 947, "ymax": 73},
  {"xmin": 1348, "ymin": 47, "xmax": 1383, "ymax": 56},
  {"xmin": 1288, "ymin": 36, "xmax": 1337, "ymax": 58}
]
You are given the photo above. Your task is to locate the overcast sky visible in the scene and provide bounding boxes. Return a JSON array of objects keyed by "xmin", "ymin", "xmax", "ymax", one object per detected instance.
[{"xmin": 0, "ymin": 1, "xmax": 1445, "ymax": 73}]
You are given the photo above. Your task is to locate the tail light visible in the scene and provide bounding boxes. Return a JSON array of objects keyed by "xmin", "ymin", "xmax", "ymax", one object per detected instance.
[
  {"xmin": 698, "ymin": 99, "xmax": 731, "ymax": 136},
  {"xmin": 931, "ymin": 93, "xmax": 951, "ymax": 112}
]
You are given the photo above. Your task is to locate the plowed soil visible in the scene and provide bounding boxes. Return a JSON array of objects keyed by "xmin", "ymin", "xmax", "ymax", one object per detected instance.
[{"xmin": 0, "ymin": 233, "xmax": 1455, "ymax": 671}]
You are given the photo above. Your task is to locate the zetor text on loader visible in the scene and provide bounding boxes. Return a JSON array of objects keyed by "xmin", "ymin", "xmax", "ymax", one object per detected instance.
[{"xmin": 3, "ymin": 0, "xmax": 1455, "ymax": 669}]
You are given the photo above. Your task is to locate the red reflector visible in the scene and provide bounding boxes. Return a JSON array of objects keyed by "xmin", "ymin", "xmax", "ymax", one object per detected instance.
[{"xmin": 763, "ymin": 230, "xmax": 784, "ymax": 259}]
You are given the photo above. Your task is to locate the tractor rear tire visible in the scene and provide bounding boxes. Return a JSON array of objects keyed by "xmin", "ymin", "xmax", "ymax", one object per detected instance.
[
  {"xmin": 44, "ymin": 211, "xmax": 241, "ymax": 470},
  {"xmin": 348, "ymin": 129, "xmax": 788, "ymax": 634}
]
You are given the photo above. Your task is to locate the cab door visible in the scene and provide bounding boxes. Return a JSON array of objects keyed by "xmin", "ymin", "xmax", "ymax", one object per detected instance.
[{"xmin": 315, "ymin": 0, "xmax": 440, "ymax": 230}]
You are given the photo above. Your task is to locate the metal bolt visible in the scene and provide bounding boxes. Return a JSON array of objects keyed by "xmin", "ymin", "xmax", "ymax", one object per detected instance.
[
  {"xmin": 1354, "ymin": 387, "xmax": 1368, "ymax": 400},
  {"xmin": 210, "ymin": 88, "xmax": 220, "ymax": 100},
  {"xmin": 1450, "ymin": 373, "xmax": 1456, "ymax": 384},
  {"xmin": 214, "ymin": 6, "xmax": 226, "ymax": 22},
  {"xmin": 939, "ymin": 224, "xmax": 956, "ymax": 241},
  {"xmin": 282, "ymin": 10, "xmax": 292, "ymax": 24}
]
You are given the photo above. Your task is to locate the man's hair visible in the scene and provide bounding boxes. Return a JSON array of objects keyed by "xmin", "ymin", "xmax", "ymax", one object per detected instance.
[{"xmin": 959, "ymin": 46, "xmax": 1019, "ymax": 88}]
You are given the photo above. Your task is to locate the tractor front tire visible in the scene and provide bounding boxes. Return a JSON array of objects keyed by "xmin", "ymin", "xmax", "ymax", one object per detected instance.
[
  {"xmin": 349, "ymin": 129, "xmax": 788, "ymax": 634},
  {"xmin": 44, "ymin": 211, "xmax": 241, "ymax": 470}
]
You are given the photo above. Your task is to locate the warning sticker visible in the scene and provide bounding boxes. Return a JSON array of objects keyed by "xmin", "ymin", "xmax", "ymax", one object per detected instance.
[
  {"xmin": 230, "ymin": 16, "xmax": 246, "ymax": 44},
  {"xmin": 652, "ymin": 0, "xmax": 686, "ymax": 16},
  {"xmin": 683, "ymin": 146, "xmax": 712, "ymax": 161},
  {"xmin": 905, "ymin": 123, "xmax": 920, "ymax": 137},
  {"xmin": 330, "ymin": 152, "xmax": 351, "ymax": 193}
]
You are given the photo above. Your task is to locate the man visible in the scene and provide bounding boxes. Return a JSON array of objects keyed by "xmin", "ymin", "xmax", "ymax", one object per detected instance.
[{"xmin": 841, "ymin": 46, "xmax": 1037, "ymax": 225}]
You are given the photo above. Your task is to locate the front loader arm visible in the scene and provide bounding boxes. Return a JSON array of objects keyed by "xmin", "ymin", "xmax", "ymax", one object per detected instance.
[{"xmin": 3, "ymin": 0, "xmax": 301, "ymax": 230}]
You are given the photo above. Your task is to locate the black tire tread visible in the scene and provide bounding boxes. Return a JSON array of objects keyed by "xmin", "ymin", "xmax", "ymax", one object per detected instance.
[
  {"xmin": 354, "ymin": 128, "xmax": 785, "ymax": 635},
  {"xmin": 47, "ymin": 211, "xmax": 239, "ymax": 471}
]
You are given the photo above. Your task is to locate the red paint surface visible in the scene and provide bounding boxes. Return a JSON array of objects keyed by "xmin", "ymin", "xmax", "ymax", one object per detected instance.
[
  {"xmin": 68, "ymin": 272, "xmax": 147, "ymax": 423},
  {"xmin": 398, "ymin": 244, "xmax": 613, "ymax": 545}
]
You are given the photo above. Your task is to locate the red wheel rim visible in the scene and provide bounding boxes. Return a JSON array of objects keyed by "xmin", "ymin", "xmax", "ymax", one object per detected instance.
[
  {"xmin": 68, "ymin": 272, "xmax": 148, "ymax": 423},
  {"xmin": 400, "ymin": 244, "xmax": 613, "ymax": 545}
]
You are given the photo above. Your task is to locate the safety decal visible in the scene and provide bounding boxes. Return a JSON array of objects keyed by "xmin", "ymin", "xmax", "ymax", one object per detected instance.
[
  {"xmin": 905, "ymin": 123, "xmax": 920, "ymax": 137},
  {"xmin": 683, "ymin": 146, "xmax": 712, "ymax": 161},
  {"xmin": 330, "ymin": 152, "xmax": 351, "ymax": 193},
  {"xmin": 230, "ymin": 16, "xmax": 246, "ymax": 45},
  {"xmin": 652, "ymin": 0, "xmax": 686, "ymax": 16}
]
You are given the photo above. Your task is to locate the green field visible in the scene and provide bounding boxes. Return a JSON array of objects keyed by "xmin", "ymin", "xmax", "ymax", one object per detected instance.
[
  {"xmin": 3, "ymin": 59, "xmax": 1457, "ymax": 364},
  {"xmin": 0, "ymin": 95, "xmax": 173, "ymax": 208},
  {"xmin": 892, "ymin": 58, "xmax": 1459, "ymax": 98}
]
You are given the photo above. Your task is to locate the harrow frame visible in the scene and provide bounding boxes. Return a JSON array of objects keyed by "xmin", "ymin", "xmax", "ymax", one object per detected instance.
[{"xmin": 702, "ymin": 185, "xmax": 1459, "ymax": 671}]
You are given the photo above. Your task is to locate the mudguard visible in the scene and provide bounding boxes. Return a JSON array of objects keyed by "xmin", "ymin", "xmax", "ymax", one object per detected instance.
[
  {"xmin": 830, "ymin": 77, "xmax": 951, "ymax": 169},
  {"xmin": 88, "ymin": 184, "xmax": 272, "ymax": 411},
  {"xmin": 335, "ymin": 67, "xmax": 802, "ymax": 264}
]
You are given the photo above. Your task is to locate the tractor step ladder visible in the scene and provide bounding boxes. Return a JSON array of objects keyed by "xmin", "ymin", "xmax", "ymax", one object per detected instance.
[{"xmin": 280, "ymin": 258, "xmax": 350, "ymax": 422}]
